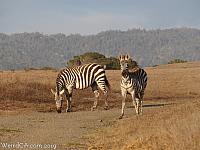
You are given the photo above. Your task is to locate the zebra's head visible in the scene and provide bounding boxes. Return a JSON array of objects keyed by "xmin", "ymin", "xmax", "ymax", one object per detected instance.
[
  {"xmin": 119, "ymin": 54, "xmax": 130, "ymax": 74},
  {"xmin": 51, "ymin": 88, "xmax": 65, "ymax": 113}
]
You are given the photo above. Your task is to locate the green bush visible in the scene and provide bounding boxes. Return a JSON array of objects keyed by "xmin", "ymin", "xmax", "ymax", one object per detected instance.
[
  {"xmin": 168, "ymin": 59, "xmax": 187, "ymax": 64},
  {"xmin": 67, "ymin": 52, "xmax": 138, "ymax": 70},
  {"xmin": 67, "ymin": 52, "xmax": 119, "ymax": 69}
]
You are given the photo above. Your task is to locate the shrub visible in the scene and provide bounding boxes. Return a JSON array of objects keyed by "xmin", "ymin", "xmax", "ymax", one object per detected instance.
[
  {"xmin": 67, "ymin": 52, "xmax": 120, "ymax": 69},
  {"xmin": 168, "ymin": 59, "xmax": 187, "ymax": 64},
  {"xmin": 67, "ymin": 52, "xmax": 139, "ymax": 70},
  {"xmin": 40, "ymin": 67, "xmax": 56, "ymax": 70}
]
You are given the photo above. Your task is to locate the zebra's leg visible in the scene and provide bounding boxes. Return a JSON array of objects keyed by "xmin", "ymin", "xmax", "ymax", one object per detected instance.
[
  {"xmin": 65, "ymin": 94, "xmax": 71, "ymax": 112},
  {"xmin": 91, "ymin": 82, "xmax": 99, "ymax": 111},
  {"xmin": 119, "ymin": 88, "xmax": 127, "ymax": 119},
  {"xmin": 140, "ymin": 99, "xmax": 143, "ymax": 114},
  {"xmin": 135, "ymin": 97, "xmax": 140, "ymax": 115},
  {"xmin": 66, "ymin": 88, "xmax": 73, "ymax": 112},
  {"xmin": 66, "ymin": 95, "xmax": 72, "ymax": 112},
  {"xmin": 96, "ymin": 80, "xmax": 109, "ymax": 110},
  {"xmin": 140, "ymin": 93, "xmax": 144, "ymax": 114},
  {"xmin": 91, "ymin": 90, "xmax": 100, "ymax": 111},
  {"xmin": 103, "ymin": 90, "xmax": 109, "ymax": 110},
  {"xmin": 131, "ymin": 91, "xmax": 139, "ymax": 115}
]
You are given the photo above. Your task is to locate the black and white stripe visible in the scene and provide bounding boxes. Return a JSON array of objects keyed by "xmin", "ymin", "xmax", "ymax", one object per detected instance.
[
  {"xmin": 121, "ymin": 68, "xmax": 147, "ymax": 98},
  {"xmin": 119, "ymin": 55, "xmax": 147, "ymax": 119},
  {"xmin": 51, "ymin": 63, "xmax": 110, "ymax": 113}
]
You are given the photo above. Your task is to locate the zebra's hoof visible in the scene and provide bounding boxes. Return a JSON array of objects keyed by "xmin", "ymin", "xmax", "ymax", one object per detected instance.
[
  {"xmin": 119, "ymin": 116, "xmax": 123, "ymax": 119},
  {"xmin": 66, "ymin": 109, "xmax": 71, "ymax": 112},
  {"xmin": 104, "ymin": 106, "xmax": 109, "ymax": 110},
  {"xmin": 91, "ymin": 107, "xmax": 96, "ymax": 111},
  {"xmin": 136, "ymin": 113, "xmax": 140, "ymax": 116}
]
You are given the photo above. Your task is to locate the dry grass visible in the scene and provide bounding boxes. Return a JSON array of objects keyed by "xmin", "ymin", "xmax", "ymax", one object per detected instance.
[
  {"xmin": 0, "ymin": 62, "xmax": 200, "ymax": 112},
  {"xmin": 88, "ymin": 99, "xmax": 200, "ymax": 150},
  {"xmin": 0, "ymin": 70, "xmax": 57, "ymax": 112},
  {"xmin": 87, "ymin": 61, "xmax": 200, "ymax": 150},
  {"xmin": 0, "ymin": 62, "xmax": 200, "ymax": 149},
  {"xmin": 0, "ymin": 69, "xmax": 120, "ymax": 112}
]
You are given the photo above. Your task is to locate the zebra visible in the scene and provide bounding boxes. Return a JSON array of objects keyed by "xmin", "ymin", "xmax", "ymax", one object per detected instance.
[
  {"xmin": 118, "ymin": 55, "xmax": 147, "ymax": 119},
  {"xmin": 51, "ymin": 63, "xmax": 110, "ymax": 113}
]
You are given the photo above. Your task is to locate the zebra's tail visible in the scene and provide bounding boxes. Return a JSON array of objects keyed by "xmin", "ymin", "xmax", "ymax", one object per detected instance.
[{"xmin": 105, "ymin": 76, "xmax": 111, "ymax": 90}]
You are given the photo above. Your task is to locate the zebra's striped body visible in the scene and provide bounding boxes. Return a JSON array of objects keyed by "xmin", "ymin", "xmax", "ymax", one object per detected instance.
[
  {"xmin": 121, "ymin": 68, "xmax": 147, "ymax": 98},
  {"xmin": 51, "ymin": 63, "xmax": 110, "ymax": 113},
  {"xmin": 119, "ymin": 55, "xmax": 147, "ymax": 119}
]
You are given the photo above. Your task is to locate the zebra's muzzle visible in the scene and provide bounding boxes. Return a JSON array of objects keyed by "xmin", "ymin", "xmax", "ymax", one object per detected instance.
[{"xmin": 57, "ymin": 108, "xmax": 62, "ymax": 113}]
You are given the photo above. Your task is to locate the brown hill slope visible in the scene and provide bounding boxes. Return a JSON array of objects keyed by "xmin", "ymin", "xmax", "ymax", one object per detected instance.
[{"xmin": 0, "ymin": 61, "xmax": 200, "ymax": 112}]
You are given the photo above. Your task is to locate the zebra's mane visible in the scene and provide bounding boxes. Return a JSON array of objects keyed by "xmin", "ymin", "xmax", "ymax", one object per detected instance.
[{"xmin": 65, "ymin": 63, "xmax": 100, "ymax": 73}]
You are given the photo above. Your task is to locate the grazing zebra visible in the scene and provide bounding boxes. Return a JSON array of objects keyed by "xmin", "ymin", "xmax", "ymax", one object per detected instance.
[
  {"xmin": 51, "ymin": 63, "xmax": 110, "ymax": 113},
  {"xmin": 119, "ymin": 55, "xmax": 147, "ymax": 119}
]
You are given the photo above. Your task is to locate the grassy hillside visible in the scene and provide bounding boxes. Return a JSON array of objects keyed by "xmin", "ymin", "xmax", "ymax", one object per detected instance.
[{"xmin": 0, "ymin": 61, "xmax": 200, "ymax": 112}]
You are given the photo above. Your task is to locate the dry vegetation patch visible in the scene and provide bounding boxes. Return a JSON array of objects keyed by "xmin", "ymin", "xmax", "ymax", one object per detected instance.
[
  {"xmin": 86, "ymin": 62, "xmax": 200, "ymax": 150},
  {"xmin": 0, "ymin": 62, "xmax": 200, "ymax": 113},
  {"xmin": 88, "ymin": 99, "xmax": 200, "ymax": 150},
  {"xmin": 0, "ymin": 70, "xmax": 121, "ymax": 113}
]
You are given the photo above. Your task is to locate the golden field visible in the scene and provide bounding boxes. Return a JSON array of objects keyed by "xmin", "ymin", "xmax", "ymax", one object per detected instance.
[
  {"xmin": 0, "ymin": 61, "xmax": 200, "ymax": 149},
  {"xmin": 88, "ymin": 62, "xmax": 200, "ymax": 150}
]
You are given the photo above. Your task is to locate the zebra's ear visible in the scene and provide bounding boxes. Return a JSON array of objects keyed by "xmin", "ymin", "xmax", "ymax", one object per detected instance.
[
  {"xmin": 118, "ymin": 55, "xmax": 122, "ymax": 60},
  {"xmin": 51, "ymin": 89, "xmax": 56, "ymax": 95},
  {"xmin": 59, "ymin": 89, "xmax": 65, "ymax": 95},
  {"xmin": 119, "ymin": 55, "xmax": 124, "ymax": 61},
  {"xmin": 125, "ymin": 54, "xmax": 130, "ymax": 60}
]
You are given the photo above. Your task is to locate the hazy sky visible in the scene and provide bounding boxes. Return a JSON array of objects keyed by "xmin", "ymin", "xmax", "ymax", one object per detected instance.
[{"xmin": 0, "ymin": 0, "xmax": 200, "ymax": 35}]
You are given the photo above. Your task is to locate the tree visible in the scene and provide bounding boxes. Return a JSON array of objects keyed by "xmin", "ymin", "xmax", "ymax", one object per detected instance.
[
  {"xmin": 67, "ymin": 52, "xmax": 120, "ymax": 69},
  {"xmin": 67, "ymin": 52, "xmax": 139, "ymax": 70}
]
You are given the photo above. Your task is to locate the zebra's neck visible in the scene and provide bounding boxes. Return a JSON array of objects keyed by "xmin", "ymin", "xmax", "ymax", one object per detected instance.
[
  {"xmin": 56, "ymin": 82, "xmax": 64, "ymax": 94},
  {"xmin": 121, "ymin": 69, "xmax": 129, "ymax": 78},
  {"xmin": 121, "ymin": 70, "xmax": 131, "ymax": 83}
]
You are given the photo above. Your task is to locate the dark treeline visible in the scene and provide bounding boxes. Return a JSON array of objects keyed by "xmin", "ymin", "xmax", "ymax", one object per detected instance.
[{"xmin": 0, "ymin": 28, "xmax": 200, "ymax": 70}]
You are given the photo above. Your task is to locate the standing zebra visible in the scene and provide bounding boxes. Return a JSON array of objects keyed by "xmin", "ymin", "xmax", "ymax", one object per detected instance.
[
  {"xmin": 51, "ymin": 63, "xmax": 110, "ymax": 113},
  {"xmin": 119, "ymin": 55, "xmax": 147, "ymax": 119}
]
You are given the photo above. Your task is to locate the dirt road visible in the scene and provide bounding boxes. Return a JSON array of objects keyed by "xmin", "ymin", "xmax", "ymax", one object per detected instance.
[
  {"xmin": 0, "ymin": 108, "xmax": 120, "ymax": 150},
  {"xmin": 0, "ymin": 100, "xmax": 170, "ymax": 150}
]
